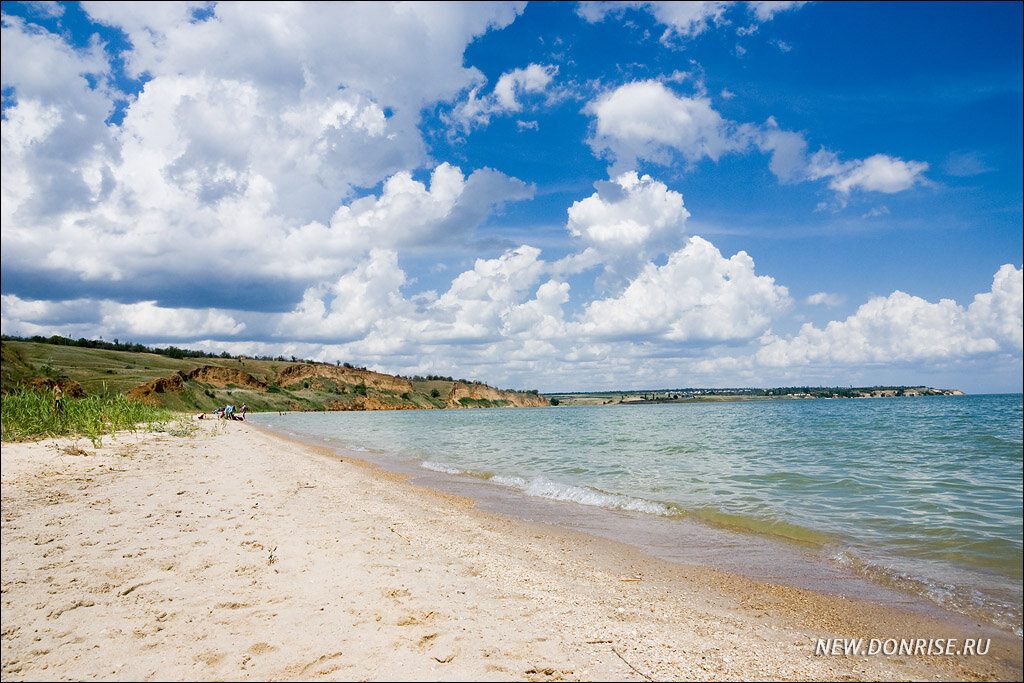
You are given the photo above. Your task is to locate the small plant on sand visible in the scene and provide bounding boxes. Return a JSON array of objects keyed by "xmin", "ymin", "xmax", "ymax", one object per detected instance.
[{"xmin": 167, "ymin": 419, "xmax": 200, "ymax": 438}]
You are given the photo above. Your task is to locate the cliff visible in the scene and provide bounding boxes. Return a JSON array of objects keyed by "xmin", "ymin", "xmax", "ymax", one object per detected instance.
[
  {"xmin": 445, "ymin": 381, "xmax": 549, "ymax": 409},
  {"xmin": 276, "ymin": 364, "xmax": 414, "ymax": 395}
]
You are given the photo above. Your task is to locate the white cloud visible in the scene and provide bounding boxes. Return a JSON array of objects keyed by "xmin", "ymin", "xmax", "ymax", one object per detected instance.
[
  {"xmin": 1, "ymin": 2, "xmax": 528, "ymax": 267},
  {"xmin": 576, "ymin": 236, "xmax": 791, "ymax": 342},
  {"xmin": 967, "ymin": 264, "xmax": 1024, "ymax": 351},
  {"xmin": 747, "ymin": 2, "xmax": 807, "ymax": 22},
  {"xmin": 1, "ymin": 294, "xmax": 245, "ymax": 339},
  {"xmin": 586, "ymin": 80, "xmax": 752, "ymax": 171},
  {"xmin": 808, "ymin": 150, "xmax": 929, "ymax": 196},
  {"xmin": 578, "ymin": 1, "xmax": 806, "ymax": 43},
  {"xmin": 502, "ymin": 279, "xmax": 571, "ymax": 339},
  {"xmin": 566, "ymin": 171, "xmax": 689, "ymax": 254},
  {"xmin": 587, "ymin": 86, "xmax": 929, "ymax": 201},
  {"xmin": 756, "ymin": 117, "xmax": 809, "ymax": 183},
  {"xmin": 494, "ymin": 63, "xmax": 558, "ymax": 111},
  {"xmin": 102, "ymin": 301, "xmax": 247, "ymax": 338},
  {"xmin": 805, "ymin": 292, "xmax": 845, "ymax": 308},
  {"xmin": 282, "ymin": 164, "xmax": 533, "ymax": 279},
  {"xmin": 431, "ymin": 246, "xmax": 549, "ymax": 343},
  {"xmin": 451, "ymin": 63, "xmax": 558, "ymax": 131},
  {"xmin": 274, "ymin": 249, "xmax": 410, "ymax": 343},
  {"xmin": 755, "ymin": 265, "xmax": 1022, "ymax": 367},
  {"xmin": 1, "ymin": 14, "xmax": 117, "ymax": 221},
  {"xmin": 641, "ymin": 1, "xmax": 730, "ymax": 41},
  {"xmin": 22, "ymin": 2, "xmax": 66, "ymax": 19},
  {"xmin": 82, "ymin": 1, "xmax": 525, "ymax": 114},
  {"xmin": 1, "ymin": 6, "xmax": 534, "ymax": 310}
]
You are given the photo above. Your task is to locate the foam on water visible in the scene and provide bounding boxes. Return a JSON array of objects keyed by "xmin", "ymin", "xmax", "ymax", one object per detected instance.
[
  {"xmin": 420, "ymin": 460, "xmax": 463, "ymax": 475},
  {"xmin": 488, "ymin": 473, "xmax": 677, "ymax": 516}
]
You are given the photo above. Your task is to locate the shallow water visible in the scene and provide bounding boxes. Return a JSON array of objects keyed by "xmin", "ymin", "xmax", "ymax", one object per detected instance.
[{"xmin": 251, "ymin": 394, "xmax": 1023, "ymax": 636}]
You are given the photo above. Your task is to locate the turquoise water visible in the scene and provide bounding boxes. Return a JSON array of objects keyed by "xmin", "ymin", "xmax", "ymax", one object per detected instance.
[{"xmin": 252, "ymin": 394, "xmax": 1023, "ymax": 635}]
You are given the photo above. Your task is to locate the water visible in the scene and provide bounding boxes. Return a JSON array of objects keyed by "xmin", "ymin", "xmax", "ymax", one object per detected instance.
[{"xmin": 251, "ymin": 394, "xmax": 1023, "ymax": 636}]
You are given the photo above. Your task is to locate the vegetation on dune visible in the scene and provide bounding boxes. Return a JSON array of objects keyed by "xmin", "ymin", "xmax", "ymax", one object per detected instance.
[{"xmin": 1, "ymin": 388, "xmax": 173, "ymax": 444}]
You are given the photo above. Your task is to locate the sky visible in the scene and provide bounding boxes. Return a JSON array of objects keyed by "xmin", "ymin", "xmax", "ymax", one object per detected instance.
[{"xmin": 1, "ymin": 1, "xmax": 1021, "ymax": 393}]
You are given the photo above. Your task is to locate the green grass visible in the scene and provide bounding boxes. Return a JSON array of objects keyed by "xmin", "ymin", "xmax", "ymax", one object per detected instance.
[{"xmin": 1, "ymin": 388, "xmax": 174, "ymax": 445}]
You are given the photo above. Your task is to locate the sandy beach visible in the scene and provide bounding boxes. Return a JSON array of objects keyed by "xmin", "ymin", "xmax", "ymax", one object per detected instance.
[{"xmin": 2, "ymin": 419, "xmax": 1020, "ymax": 681}]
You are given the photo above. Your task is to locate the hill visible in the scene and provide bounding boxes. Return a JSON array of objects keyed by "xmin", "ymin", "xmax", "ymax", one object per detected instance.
[{"xmin": 0, "ymin": 339, "xmax": 549, "ymax": 413}]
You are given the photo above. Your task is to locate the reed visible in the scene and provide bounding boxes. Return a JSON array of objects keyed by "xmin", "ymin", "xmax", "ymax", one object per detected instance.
[{"xmin": 1, "ymin": 389, "xmax": 173, "ymax": 444}]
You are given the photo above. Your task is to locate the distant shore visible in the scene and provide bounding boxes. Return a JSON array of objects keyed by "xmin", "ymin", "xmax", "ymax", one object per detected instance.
[
  {"xmin": 2, "ymin": 420, "xmax": 1019, "ymax": 681},
  {"xmin": 549, "ymin": 386, "xmax": 964, "ymax": 407}
]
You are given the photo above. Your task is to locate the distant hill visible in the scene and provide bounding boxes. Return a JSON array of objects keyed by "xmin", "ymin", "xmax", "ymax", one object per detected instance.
[{"xmin": 0, "ymin": 338, "xmax": 549, "ymax": 413}]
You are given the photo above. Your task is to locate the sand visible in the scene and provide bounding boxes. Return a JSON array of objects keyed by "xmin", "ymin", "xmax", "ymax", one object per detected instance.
[{"xmin": 2, "ymin": 419, "xmax": 1020, "ymax": 681}]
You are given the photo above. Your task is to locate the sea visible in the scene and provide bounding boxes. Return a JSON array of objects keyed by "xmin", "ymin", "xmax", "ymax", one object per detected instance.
[{"xmin": 250, "ymin": 394, "xmax": 1023, "ymax": 637}]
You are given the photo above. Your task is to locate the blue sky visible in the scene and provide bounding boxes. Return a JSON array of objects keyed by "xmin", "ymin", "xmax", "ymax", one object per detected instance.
[{"xmin": 2, "ymin": 1, "xmax": 1021, "ymax": 393}]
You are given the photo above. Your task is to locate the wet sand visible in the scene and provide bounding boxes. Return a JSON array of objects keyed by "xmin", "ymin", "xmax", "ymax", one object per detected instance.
[{"xmin": 2, "ymin": 419, "xmax": 1020, "ymax": 681}]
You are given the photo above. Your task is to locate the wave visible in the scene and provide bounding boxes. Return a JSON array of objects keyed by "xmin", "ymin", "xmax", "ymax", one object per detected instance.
[
  {"xmin": 832, "ymin": 550, "xmax": 1023, "ymax": 637},
  {"xmin": 417, "ymin": 460, "xmax": 677, "ymax": 516}
]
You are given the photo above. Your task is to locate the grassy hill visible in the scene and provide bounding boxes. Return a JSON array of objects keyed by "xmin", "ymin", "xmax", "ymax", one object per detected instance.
[{"xmin": 1, "ymin": 339, "xmax": 549, "ymax": 413}]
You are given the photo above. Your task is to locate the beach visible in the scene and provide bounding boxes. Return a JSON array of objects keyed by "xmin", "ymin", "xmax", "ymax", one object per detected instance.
[{"xmin": 2, "ymin": 419, "xmax": 1020, "ymax": 681}]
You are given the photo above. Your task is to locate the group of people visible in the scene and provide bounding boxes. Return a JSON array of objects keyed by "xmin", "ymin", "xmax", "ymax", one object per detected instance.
[{"xmin": 197, "ymin": 403, "xmax": 247, "ymax": 421}]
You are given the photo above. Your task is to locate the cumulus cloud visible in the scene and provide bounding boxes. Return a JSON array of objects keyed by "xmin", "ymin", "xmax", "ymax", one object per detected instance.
[
  {"xmin": 431, "ymin": 246, "xmax": 549, "ymax": 343},
  {"xmin": 452, "ymin": 63, "xmax": 559, "ymax": 131},
  {"xmin": 755, "ymin": 265, "xmax": 1022, "ymax": 367},
  {"xmin": 576, "ymin": 236, "xmax": 792, "ymax": 342},
  {"xmin": 2, "ymin": 3, "xmax": 529, "ymax": 309},
  {"xmin": 967, "ymin": 264, "xmax": 1024, "ymax": 351},
  {"xmin": 1, "ymin": 294, "xmax": 245, "ymax": 340},
  {"xmin": 561, "ymin": 171, "xmax": 690, "ymax": 289},
  {"xmin": 81, "ymin": 1, "xmax": 525, "ymax": 113},
  {"xmin": 807, "ymin": 150, "xmax": 929, "ymax": 196},
  {"xmin": 274, "ymin": 249, "xmax": 410, "ymax": 343},
  {"xmin": 567, "ymin": 171, "xmax": 689, "ymax": 251},
  {"xmin": 282, "ymin": 164, "xmax": 534, "ymax": 277},
  {"xmin": 587, "ymin": 80, "xmax": 752, "ymax": 172}
]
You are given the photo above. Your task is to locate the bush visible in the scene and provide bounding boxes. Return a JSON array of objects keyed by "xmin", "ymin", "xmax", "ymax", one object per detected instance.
[{"xmin": 430, "ymin": 388, "xmax": 441, "ymax": 398}]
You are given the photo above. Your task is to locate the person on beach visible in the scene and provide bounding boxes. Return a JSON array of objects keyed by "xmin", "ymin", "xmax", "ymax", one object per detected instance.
[
  {"xmin": 237, "ymin": 404, "xmax": 247, "ymax": 421},
  {"xmin": 53, "ymin": 383, "xmax": 64, "ymax": 416}
]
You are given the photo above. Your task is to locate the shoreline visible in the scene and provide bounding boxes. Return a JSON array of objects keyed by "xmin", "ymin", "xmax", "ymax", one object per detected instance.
[
  {"xmin": 256, "ymin": 416, "xmax": 1000, "ymax": 626},
  {"xmin": 2, "ymin": 420, "xmax": 1020, "ymax": 680}
]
